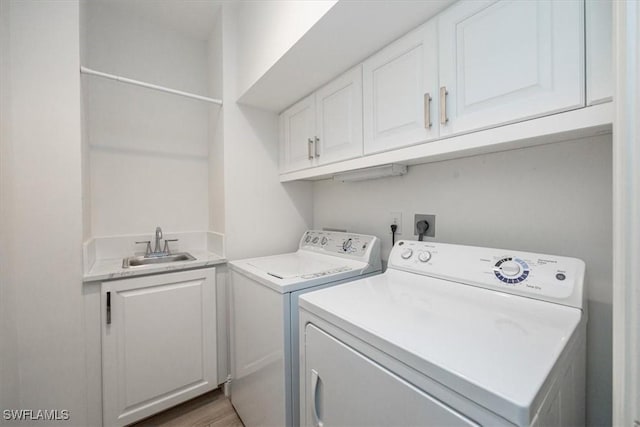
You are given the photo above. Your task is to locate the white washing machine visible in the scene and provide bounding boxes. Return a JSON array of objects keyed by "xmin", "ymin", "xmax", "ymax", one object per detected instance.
[
  {"xmin": 229, "ymin": 230, "xmax": 381, "ymax": 427},
  {"xmin": 299, "ymin": 240, "xmax": 587, "ymax": 426}
]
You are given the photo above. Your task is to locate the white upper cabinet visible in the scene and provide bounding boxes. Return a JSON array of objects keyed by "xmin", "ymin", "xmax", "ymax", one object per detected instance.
[
  {"xmin": 280, "ymin": 66, "xmax": 363, "ymax": 173},
  {"xmin": 586, "ymin": 0, "xmax": 613, "ymax": 105},
  {"xmin": 279, "ymin": 0, "xmax": 612, "ymax": 181},
  {"xmin": 280, "ymin": 94, "xmax": 316, "ymax": 173},
  {"xmin": 437, "ymin": 0, "xmax": 585, "ymax": 137},
  {"xmin": 315, "ymin": 67, "xmax": 363, "ymax": 165},
  {"xmin": 363, "ymin": 20, "xmax": 438, "ymax": 155}
]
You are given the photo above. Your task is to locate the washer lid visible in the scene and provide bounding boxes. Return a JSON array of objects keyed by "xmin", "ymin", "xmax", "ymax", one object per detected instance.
[
  {"xmin": 230, "ymin": 252, "xmax": 371, "ymax": 294},
  {"xmin": 247, "ymin": 253, "xmax": 350, "ymax": 279},
  {"xmin": 299, "ymin": 269, "xmax": 583, "ymax": 425}
]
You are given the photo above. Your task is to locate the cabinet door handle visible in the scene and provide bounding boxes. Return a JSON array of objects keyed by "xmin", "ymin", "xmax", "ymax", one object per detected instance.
[
  {"xmin": 308, "ymin": 138, "xmax": 314, "ymax": 159},
  {"xmin": 311, "ymin": 369, "xmax": 323, "ymax": 427},
  {"xmin": 424, "ymin": 93, "xmax": 432, "ymax": 128},
  {"xmin": 440, "ymin": 86, "xmax": 448, "ymax": 125},
  {"xmin": 314, "ymin": 137, "xmax": 320, "ymax": 157},
  {"xmin": 106, "ymin": 291, "xmax": 111, "ymax": 325}
]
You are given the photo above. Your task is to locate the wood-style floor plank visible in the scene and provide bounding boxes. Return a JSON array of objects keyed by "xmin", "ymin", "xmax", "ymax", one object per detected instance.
[{"xmin": 131, "ymin": 389, "xmax": 243, "ymax": 427}]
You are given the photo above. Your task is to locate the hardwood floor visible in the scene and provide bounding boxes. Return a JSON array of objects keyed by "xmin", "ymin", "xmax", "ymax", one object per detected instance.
[{"xmin": 131, "ymin": 389, "xmax": 244, "ymax": 427}]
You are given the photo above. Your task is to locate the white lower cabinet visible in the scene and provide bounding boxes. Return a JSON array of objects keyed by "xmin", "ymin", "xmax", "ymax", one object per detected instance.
[
  {"xmin": 303, "ymin": 324, "xmax": 476, "ymax": 427},
  {"xmin": 437, "ymin": 0, "xmax": 585, "ymax": 137},
  {"xmin": 101, "ymin": 268, "xmax": 217, "ymax": 426}
]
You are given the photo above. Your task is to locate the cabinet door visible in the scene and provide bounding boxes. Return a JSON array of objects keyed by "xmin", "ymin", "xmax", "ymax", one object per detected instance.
[
  {"xmin": 316, "ymin": 65, "xmax": 363, "ymax": 165},
  {"xmin": 303, "ymin": 324, "xmax": 477, "ymax": 427},
  {"xmin": 102, "ymin": 268, "xmax": 217, "ymax": 426},
  {"xmin": 438, "ymin": 0, "xmax": 584, "ymax": 137},
  {"xmin": 363, "ymin": 20, "xmax": 438, "ymax": 155},
  {"xmin": 586, "ymin": 0, "xmax": 613, "ymax": 105},
  {"xmin": 280, "ymin": 94, "xmax": 316, "ymax": 172}
]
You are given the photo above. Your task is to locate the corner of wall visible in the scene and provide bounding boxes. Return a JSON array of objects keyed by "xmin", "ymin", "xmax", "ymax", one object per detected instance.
[
  {"xmin": 0, "ymin": 0, "xmax": 20, "ymax": 415},
  {"xmin": 219, "ymin": 3, "xmax": 313, "ymax": 260}
]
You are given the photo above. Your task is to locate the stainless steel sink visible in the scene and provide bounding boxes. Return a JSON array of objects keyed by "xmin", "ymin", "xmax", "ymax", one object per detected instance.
[{"xmin": 122, "ymin": 252, "xmax": 196, "ymax": 268}]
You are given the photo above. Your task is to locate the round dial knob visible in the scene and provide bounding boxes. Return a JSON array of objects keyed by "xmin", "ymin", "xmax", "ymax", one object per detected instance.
[
  {"xmin": 494, "ymin": 257, "xmax": 529, "ymax": 284},
  {"xmin": 312, "ymin": 237, "xmax": 319, "ymax": 244},
  {"xmin": 305, "ymin": 235, "xmax": 311, "ymax": 243},
  {"xmin": 401, "ymin": 249, "xmax": 414, "ymax": 259},
  {"xmin": 418, "ymin": 251, "xmax": 432, "ymax": 263},
  {"xmin": 342, "ymin": 239, "xmax": 352, "ymax": 251},
  {"xmin": 321, "ymin": 237, "xmax": 328, "ymax": 245},
  {"xmin": 500, "ymin": 261, "xmax": 521, "ymax": 277}
]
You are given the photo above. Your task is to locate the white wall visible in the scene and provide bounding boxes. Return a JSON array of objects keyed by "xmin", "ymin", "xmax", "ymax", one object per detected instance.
[
  {"xmin": 236, "ymin": 0, "xmax": 337, "ymax": 97},
  {"xmin": 206, "ymin": 9, "xmax": 230, "ymax": 385},
  {"xmin": 207, "ymin": 3, "xmax": 315, "ymax": 383},
  {"xmin": 1, "ymin": 1, "xmax": 88, "ymax": 425},
  {"xmin": 221, "ymin": 2, "xmax": 313, "ymax": 261},
  {"xmin": 0, "ymin": 0, "xmax": 20, "ymax": 420},
  {"xmin": 84, "ymin": 2, "xmax": 211, "ymax": 237},
  {"xmin": 313, "ymin": 135, "xmax": 612, "ymax": 426},
  {"xmin": 80, "ymin": 0, "xmax": 91, "ymax": 242},
  {"xmin": 208, "ymin": 10, "xmax": 225, "ymax": 235}
]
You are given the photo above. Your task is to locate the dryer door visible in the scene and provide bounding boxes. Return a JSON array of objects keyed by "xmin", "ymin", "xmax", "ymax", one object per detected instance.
[{"xmin": 303, "ymin": 324, "xmax": 478, "ymax": 427}]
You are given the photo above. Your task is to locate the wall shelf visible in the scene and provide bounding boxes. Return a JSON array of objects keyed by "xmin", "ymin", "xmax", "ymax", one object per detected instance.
[{"xmin": 279, "ymin": 103, "xmax": 613, "ymax": 182}]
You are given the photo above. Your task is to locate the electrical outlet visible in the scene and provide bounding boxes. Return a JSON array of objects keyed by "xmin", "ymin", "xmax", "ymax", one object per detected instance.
[
  {"xmin": 414, "ymin": 214, "xmax": 436, "ymax": 238},
  {"xmin": 388, "ymin": 211, "xmax": 403, "ymax": 235}
]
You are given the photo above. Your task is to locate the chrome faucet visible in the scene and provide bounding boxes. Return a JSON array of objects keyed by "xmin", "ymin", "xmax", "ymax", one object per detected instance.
[
  {"xmin": 135, "ymin": 226, "xmax": 179, "ymax": 257},
  {"xmin": 154, "ymin": 226, "xmax": 163, "ymax": 254}
]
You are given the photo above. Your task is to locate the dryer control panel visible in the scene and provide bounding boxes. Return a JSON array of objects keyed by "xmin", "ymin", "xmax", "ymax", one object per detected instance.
[
  {"xmin": 389, "ymin": 240, "xmax": 586, "ymax": 310},
  {"xmin": 300, "ymin": 230, "xmax": 381, "ymax": 268}
]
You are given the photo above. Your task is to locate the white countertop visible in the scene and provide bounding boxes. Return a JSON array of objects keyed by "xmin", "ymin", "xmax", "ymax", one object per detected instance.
[{"xmin": 83, "ymin": 250, "xmax": 226, "ymax": 282}]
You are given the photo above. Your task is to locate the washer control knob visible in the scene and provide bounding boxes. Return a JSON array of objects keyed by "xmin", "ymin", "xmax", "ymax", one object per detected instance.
[
  {"xmin": 401, "ymin": 249, "xmax": 414, "ymax": 260},
  {"xmin": 305, "ymin": 235, "xmax": 311, "ymax": 243},
  {"xmin": 312, "ymin": 237, "xmax": 319, "ymax": 244},
  {"xmin": 500, "ymin": 261, "xmax": 521, "ymax": 277},
  {"xmin": 321, "ymin": 237, "xmax": 328, "ymax": 245},
  {"xmin": 418, "ymin": 251, "xmax": 432, "ymax": 263},
  {"xmin": 342, "ymin": 239, "xmax": 352, "ymax": 251}
]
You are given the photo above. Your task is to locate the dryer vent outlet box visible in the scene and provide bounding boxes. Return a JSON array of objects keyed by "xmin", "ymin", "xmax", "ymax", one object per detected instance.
[{"xmin": 414, "ymin": 214, "xmax": 436, "ymax": 238}]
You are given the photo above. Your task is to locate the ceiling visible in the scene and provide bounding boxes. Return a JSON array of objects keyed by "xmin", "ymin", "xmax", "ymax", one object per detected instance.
[{"xmin": 100, "ymin": 0, "xmax": 223, "ymax": 41}]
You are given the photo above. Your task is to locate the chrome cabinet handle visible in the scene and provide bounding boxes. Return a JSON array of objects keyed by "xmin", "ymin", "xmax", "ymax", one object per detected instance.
[
  {"xmin": 314, "ymin": 137, "xmax": 320, "ymax": 157},
  {"xmin": 311, "ymin": 369, "xmax": 323, "ymax": 427},
  {"xmin": 106, "ymin": 291, "xmax": 111, "ymax": 325},
  {"xmin": 440, "ymin": 86, "xmax": 448, "ymax": 125},
  {"xmin": 424, "ymin": 93, "xmax": 432, "ymax": 128},
  {"xmin": 308, "ymin": 138, "xmax": 314, "ymax": 159}
]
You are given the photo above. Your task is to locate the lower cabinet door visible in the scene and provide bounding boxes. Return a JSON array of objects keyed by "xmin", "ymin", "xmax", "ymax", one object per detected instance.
[
  {"xmin": 303, "ymin": 324, "xmax": 477, "ymax": 427},
  {"xmin": 101, "ymin": 268, "xmax": 217, "ymax": 426}
]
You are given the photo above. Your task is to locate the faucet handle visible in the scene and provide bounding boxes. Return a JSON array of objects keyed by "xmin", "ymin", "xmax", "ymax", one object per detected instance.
[
  {"xmin": 163, "ymin": 239, "xmax": 179, "ymax": 254},
  {"xmin": 135, "ymin": 241, "xmax": 152, "ymax": 256}
]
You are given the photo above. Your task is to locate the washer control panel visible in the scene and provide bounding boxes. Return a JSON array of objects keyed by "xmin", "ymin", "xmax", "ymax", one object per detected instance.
[
  {"xmin": 300, "ymin": 230, "xmax": 381, "ymax": 264},
  {"xmin": 388, "ymin": 240, "xmax": 586, "ymax": 310}
]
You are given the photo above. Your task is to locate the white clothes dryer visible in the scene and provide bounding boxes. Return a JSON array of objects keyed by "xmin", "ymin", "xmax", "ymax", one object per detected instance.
[
  {"xmin": 299, "ymin": 240, "xmax": 587, "ymax": 426},
  {"xmin": 229, "ymin": 230, "xmax": 381, "ymax": 427}
]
